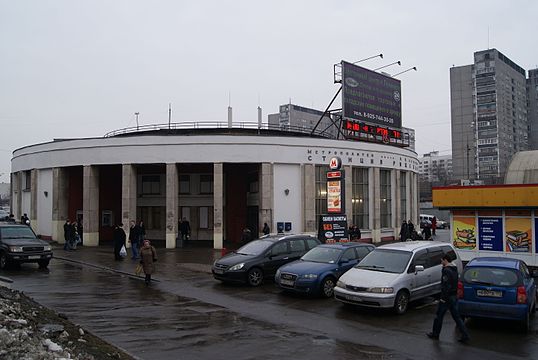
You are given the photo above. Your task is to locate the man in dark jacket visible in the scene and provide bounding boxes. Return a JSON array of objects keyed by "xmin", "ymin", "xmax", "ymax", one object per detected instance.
[
  {"xmin": 128, "ymin": 220, "xmax": 141, "ymax": 260},
  {"xmin": 113, "ymin": 223, "xmax": 126, "ymax": 261},
  {"xmin": 427, "ymin": 254, "xmax": 470, "ymax": 343},
  {"xmin": 399, "ymin": 221, "xmax": 408, "ymax": 242}
]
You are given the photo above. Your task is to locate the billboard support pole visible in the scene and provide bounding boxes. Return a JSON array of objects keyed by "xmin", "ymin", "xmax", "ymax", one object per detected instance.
[{"xmin": 310, "ymin": 86, "xmax": 346, "ymax": 139}]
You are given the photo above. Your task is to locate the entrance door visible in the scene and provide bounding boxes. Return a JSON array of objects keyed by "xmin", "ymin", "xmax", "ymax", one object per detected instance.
[{"xmin": 247, "ymin": 206, "xmax": 259, "ymax": 239}]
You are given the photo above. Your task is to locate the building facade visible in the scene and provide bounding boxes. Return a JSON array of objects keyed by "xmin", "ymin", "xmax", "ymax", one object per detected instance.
[
  {"xmin": 450, "ymin": 49, "xmax": 528, "ymax": 183},
  {"xmin": 268, "ymin": 103, "xmax": 339, "ymax": 138},
  {"xmin": 527, "ymin": 68, "xmax": 538, "ymax": 150},
  {"xmin": 10, "ymin": 124, "xmax": 419, "ymax": 249},
  {"xmin": 418, "ymin": 151, "xmax": 452, "ymax": 182}
]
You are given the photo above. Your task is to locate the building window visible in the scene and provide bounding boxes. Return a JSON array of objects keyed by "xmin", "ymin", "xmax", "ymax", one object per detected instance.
[
  {"xmin": 179, "ymin": 175, "xmax": 190, "ymax": 194},
  {"xmin": 140, "ymin": 206, "xmax": 164, "ymax": 230},
  {"xmin": 315, "ymin": 165, "xmax": 328, "ymax": 222},
  {"xmin": 400, "ymin": 172, "xmax": 406, "ymax": 222},
  {"xmin": 24, "ymin": 171, "xmax": 31, "ymax": 191},
  {"xmin": 141, "ymin": 175, "xmax": 161, "ymax": 195},
  {"xmin": 380, "ymin": 170, "xmax": 392, "ymax": 228},
  {"xmin": 199, "ymin": 206, "xmax": 214, "ymax": 229},
  {"xmin": 200, "ymin": 175, "xmax": 213, "ymax": 194},
  {"xmin": 352, "ymin": 167, "xmax": 368, "ymax": 229}
]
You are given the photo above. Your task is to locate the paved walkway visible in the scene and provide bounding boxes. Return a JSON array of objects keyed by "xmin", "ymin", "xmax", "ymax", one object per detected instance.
[{"xmin": 52, "ymin": 244, "xmax": 217, "ymax": 282}]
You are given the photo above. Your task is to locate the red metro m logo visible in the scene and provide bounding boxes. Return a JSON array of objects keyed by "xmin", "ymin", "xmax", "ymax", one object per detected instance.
[{"xmin": 329, "ymin": 157, "xmax": 342, "ymax": 170}]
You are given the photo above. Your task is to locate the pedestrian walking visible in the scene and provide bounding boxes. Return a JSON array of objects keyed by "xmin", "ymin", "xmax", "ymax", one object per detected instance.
[
  {"xmin": 139, "ymin": 239, "xmax": 157, "ymax": 286},
  {"xmin": 349, "ymin": 225, "xmax": 361, "ymax": 241},
  {"xmin": 431, "ymin": 216, "xmax": 437, "ymax": 236},
  {"xmin": 262, "ymin": 222, "xmax": 270, "ymax": 235},
  {"xmin": 128, "ymin": 220, "xmax": 141, "ymax": 259},
  {"xmin": 422, "ymin": 224, "xmax": 432, "ymax": 240},
  {"xmin": 407, "ymin": 220, "xmax": 415, "ymax": 236},
  {"xmin": 179, "ymin": 217, "xmax": 191, "ymax": 242},
  {"xmin": 76, "ymin": 220, "xmax": 83, "ymax": 246},
  {"xmin": 113, "ymin": 223, "xmax": 126, "ymax": 261},
  {"xmin": 63, "ymin": 219, "xmax": 71, "ymax": 250},
  {"xmin": 69, "ymin": 221, "xmax": 78, "ymax": 250},
  {"xmin": 399, "ymin": 221, "xmax": 408, "ymax": 242},
  {"xmin": 427, "ymin": 254, "xmax": 470, "ymax": 343},
  {"xmin": 138, "ymin": 220, "xmax": 146, "ymax": 243},
  {"xmin": 21, "ymin": 213, "xmax": 30, "ymax": 226},
  {"xmin": 241, "ymin": 227, "xmax": 252, "ymax": 243}
]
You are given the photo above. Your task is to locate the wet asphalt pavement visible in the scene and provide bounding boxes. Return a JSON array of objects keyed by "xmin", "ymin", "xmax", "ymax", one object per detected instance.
[{"xmin": 2, "ymin": 230, "xmax": 538, "ymax": 360}]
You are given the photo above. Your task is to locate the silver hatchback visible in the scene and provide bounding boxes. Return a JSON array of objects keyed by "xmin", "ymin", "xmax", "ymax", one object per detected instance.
[{"xmin": 333, "ymin": 241, "xmax": 462, "ymax": 314}]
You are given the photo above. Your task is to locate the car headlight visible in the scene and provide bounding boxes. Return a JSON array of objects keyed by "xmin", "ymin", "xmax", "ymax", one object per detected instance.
[
  {"xmin": 44, "ymin": 245, "xmax": 52, "ymax": 251},
  {"xmin": 302, "ymin": 274, "xmax": 318, "ymax": 279},
  {"xmin": 336, "ymin": 280, "xmax": 345, "ymax": 288},
  {"xmin": 228, "ymin": 263, "xmax": 245, "ymax": 271},
  {"xmin": 368, "ymin": 287, "xmax": 394, "ymax": 294},
  {"xmin": 275, "ymin": 268, "xmax": 281, "ymax": 278},
  {"xmin": 9, "ymin": 246, "xmax": 24, "ymax": 253}
]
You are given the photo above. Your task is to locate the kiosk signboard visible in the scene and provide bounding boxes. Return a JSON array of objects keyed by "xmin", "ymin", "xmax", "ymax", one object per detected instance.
[{"xmin": 478, "ymin": 217, "xmax": 503, "ymax": 251}]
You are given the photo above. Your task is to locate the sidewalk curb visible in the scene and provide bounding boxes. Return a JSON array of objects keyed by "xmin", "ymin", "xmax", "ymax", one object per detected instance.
[{"xmin": 53, "ymin": 256, "xmax": 161, "ymax": 283}]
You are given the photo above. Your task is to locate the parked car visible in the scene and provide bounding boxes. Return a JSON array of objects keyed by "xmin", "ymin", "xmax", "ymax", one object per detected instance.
[
  {"xmin": 212, "ymin": 234, "xmax": 320, "ymax": 286},
  {"xmin": 334, "ymin": 241, "xmax": 462, "ymax": 314},
  {"xmin": 0, "ymin": 209, "xmax": 10, "ymax": 221},
  {"xmin": 0, "ymin": 223, "xmax": 53, "ymax": 269},
  {"xmin": 275, "ymin": 243, "xmax": 374, "ymax": 298},
  {"xmin": 436, "ymin": 220, "xmax": 448, "ymax": 229},
  {"xmin": 458, "ymin": 257, "xmax": 536, "ymax": 331}
]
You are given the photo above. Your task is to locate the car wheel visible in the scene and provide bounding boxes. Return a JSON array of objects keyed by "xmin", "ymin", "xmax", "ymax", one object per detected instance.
[
  {"xmin": 247, "ymin": 268, "xmax": 263, "ymax": 287},
  {"xmin": 320, "ymin": 277, "xmax": 336, "ymax": 298},
  {"xmin": 0, "ymin": 252, "xmax": 10, "ymax": 270},
  {"xmin": 38, "ymin": 260, "xmax": 50, "ymax": 269},
  {"xmin": 393, "ymin": 290, "xmax": 409, "ymax": 315}
]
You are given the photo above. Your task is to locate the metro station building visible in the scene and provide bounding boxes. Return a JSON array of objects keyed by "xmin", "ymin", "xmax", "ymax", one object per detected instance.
[{"xmin": 10, "ymin": 122, "xmax": 419, "ymax": 249}]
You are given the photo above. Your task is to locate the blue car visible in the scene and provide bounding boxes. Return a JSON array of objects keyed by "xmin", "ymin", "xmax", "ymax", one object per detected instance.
[
  {"xmin": 275, "ymin": 243, "xmax": 374, "ymax": 298},
  {"xmin": 458, "ymin": 257, "xmax": 537, "ymax": 331}
]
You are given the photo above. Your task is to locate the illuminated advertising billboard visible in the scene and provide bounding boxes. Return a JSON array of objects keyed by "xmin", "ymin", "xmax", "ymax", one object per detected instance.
[{"xmin": 341, "ymin": 61, "xmax": 402, "ymax": 128}]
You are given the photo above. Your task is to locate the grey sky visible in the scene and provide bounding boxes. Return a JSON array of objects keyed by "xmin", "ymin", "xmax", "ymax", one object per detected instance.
[{"xmin": 1, "ymin": 0, "xmax": 537, "ymax": 181}]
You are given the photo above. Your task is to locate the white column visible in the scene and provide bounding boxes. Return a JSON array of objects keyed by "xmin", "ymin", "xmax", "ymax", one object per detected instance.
[
  {"xmin": 372, "ymin": 167, "xmax": 381, "ymax": 243},
  {"xmin": 213, "ymin": 163, "xmax": 224, "ymax": 249},
  {"xmin": 52, "ymin": 168, "xmax": 69, "ymax": 243},
  {"xmin": 345, "ymin": 165, "xmax": 353, "ymax": 224},
  {"xmin": 303, "ymin": 164, "xmax": 316, "ymax": 233},
  {"xmin": 165, "ymin": 163, "xmax": 178, "ymax": 249},
  {"xmin": 83, "ymin": 165, "xmax": 99, "ymax": 246},
  {"xmin": 259, "ymin": 163, "xmax": 274, "ymax": 236},
  {"xmin": 122, "ymin": 164, "xmax": 137, "ymax": 248}
]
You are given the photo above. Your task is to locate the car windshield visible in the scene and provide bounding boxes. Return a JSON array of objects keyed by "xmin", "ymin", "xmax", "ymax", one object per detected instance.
[
  {"xmin": 463, "ymin": 266, "xmax": 519, "ymax": 287},
  {"xmin": 301, "ymin": 247, "xmax": 342, "ymax": 263},
  {"xmin": 354, "ymin": 249, "xmax": 412, "ymax": 274},
  {"xmin": 235, "ymin": 240, "xmax": 273, "ymax": 255},
  {"xmin": 0, "ymin": 226, "xmax": 37, "ymax": 240}
]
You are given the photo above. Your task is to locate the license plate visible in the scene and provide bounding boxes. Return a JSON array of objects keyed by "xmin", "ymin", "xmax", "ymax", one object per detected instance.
[
  {"xmin": 345, "ymin": 294, "xmax": 361, "ymax": 302},
  {"xmin": 213, "ymin": 268, "xmax": 224, "ymax": 274},
  {"xmin": 280, "ymin": 279, "xmax": 295, "ymax": 286},
  {"xmin": 476, "ymin": 289, "xmax": 502, "ymax": 297},
  {"xmin": 28, "ymin": 255, "xmax": 41, "ymax": 259}
]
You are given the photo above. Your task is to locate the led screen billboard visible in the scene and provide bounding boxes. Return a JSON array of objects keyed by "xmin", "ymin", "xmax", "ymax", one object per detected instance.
[{"xmin": 341, "ymin": 61, "xmax": 402, "ymax": 128}]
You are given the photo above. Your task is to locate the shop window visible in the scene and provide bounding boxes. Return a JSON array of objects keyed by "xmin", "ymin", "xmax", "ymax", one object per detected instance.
[{"xmin": 199, "ymin": 206, "xmax": 213, "ymax": 229}]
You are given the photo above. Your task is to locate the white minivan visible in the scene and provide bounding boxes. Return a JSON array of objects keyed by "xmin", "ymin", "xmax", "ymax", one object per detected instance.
[{"xmin": 333, "ymin": 241, "xmax": 462, "ymax": 314}]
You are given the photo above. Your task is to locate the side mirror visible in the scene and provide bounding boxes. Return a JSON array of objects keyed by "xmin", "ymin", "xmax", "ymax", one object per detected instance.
[{"xmin": 414, "ymin": 265, "xmax": 424, "ymax": 272}]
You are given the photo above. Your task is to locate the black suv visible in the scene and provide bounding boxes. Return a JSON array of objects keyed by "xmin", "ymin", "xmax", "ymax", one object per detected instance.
[
  {"xmin": 0, "ymin": 223, "xmax": 53, "ymax": 269},
  {"xmin": 212, "ymin": 234, "xmax": 321, "ymax": 286}
]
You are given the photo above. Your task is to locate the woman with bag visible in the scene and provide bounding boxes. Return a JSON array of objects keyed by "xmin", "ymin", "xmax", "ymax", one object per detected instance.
[
  {"xmin": 113, "ymin": 223, "xmax": 126, "ymax": 261},
  {"xmin": 140, "ymin": 239, "xmax": 157, "ymax": 285}
]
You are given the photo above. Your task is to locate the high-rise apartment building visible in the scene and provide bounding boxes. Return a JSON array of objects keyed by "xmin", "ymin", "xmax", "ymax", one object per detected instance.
[
  {"xmin": 418, "ymin": 151, "xmax": 453, "ymax": 183},
  {"xmin": 450, "ymin": 49, "xmax": 528, "ymax": 183},
  {"xmin": 268, "ymin": 103, "xmax": 339, "ymax": 138},
  {"xmin": 527, "ymin": 68, "xmax": 538, "ymax": 150}
]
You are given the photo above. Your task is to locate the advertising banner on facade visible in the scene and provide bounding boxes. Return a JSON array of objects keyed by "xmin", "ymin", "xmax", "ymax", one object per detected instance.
[
  {"xmin": 327, "ymin": 180, "xmax": 342, "ymax": 213},
  {"xmin": 505, "ymin": 217, "xmax": 532, "ymax": 253},
  {"xmin": 453, "ymin": 217, "xmax": 476, "ymax": 250},
  {"xmin": 478, "ymin": 217, "xmax": 503, "ymax": 251},
  {"xmin": 341, "ymin": 61, "xmax": 402, "ymax": 128}
]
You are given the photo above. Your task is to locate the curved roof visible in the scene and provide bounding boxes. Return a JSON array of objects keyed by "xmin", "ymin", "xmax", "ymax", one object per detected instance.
[{"xmin": 505, "ymin": 150, "xmax": 538, "ymax": 184}]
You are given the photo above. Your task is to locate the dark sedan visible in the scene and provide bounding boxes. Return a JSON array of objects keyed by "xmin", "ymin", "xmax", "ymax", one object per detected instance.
[
  {"xmin": 0, "ymin": 224, "xmax": 53, "ymax": 269},
  {"xmin": 275, "ymin": 243, "xmax": 374, "ymax": 298},
  {"xmin": 212, "ymin": 234, "xmax": 320, "ymax": 286}
]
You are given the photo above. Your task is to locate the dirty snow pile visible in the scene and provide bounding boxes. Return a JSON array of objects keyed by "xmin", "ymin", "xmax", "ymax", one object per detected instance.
[{"xmin": 0, "ymin": 286, "xmax": 94, "ymax": 360}]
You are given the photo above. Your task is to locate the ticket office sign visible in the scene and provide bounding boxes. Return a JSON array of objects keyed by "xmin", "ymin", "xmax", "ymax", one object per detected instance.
[{"xmin": 320, "ymin": 215, "xmax": 348, "ymax": 243}]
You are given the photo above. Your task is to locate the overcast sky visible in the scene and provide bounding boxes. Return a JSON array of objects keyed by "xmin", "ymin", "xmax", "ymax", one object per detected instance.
[{"xmin": 1, "ymin": 0, "xmax": 537, "ymax": 181}]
